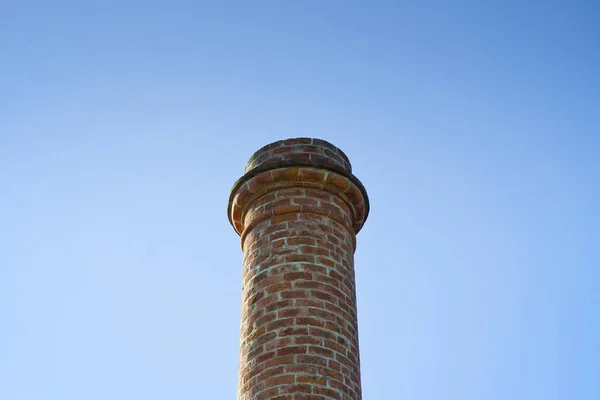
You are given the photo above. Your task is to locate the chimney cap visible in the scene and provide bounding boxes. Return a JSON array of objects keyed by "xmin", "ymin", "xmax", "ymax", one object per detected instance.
[
  {"xmin": 244, "ymin": 137, "xmax": 352, "ymax": 175},
  {"xmin": 228, "ymin": 138, "xmax": 369, "ymax": 237}
]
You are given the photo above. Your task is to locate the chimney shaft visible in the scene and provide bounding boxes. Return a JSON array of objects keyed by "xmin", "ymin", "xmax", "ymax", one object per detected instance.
[{"xmin": 228, "ymin": 138, "xmax": 369, "ymax": 400}]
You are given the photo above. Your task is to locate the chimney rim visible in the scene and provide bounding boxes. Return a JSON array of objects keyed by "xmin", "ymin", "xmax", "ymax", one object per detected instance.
[
  {"xmin": 227, "ymin": 160, "xmax": 369, "ymax": 236},
  {"xmin": 244, "ymin": 137, "xmax": 353, "ymax": 175}
]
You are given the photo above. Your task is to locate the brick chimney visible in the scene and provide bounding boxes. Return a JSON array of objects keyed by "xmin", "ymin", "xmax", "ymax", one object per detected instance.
[{"xmin": 228, "ymin": 138, "xmax": 369, "ymax": 400}]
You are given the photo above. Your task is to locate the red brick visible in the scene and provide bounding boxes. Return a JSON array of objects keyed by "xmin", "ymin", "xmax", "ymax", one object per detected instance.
[
  {"xmin": 280, "ymin": 290, "xmax": 308, "ymax": 300},
  {"xmin": 295, "ymin": 299, "xmax": 324, "ymax": 308},
  {"xmin": 295, "ymin": 281, "xmax": 324, "ymax": 290},
  {"xmin": 294, "ymin": 336, "xmax": 322, "ymax": 346},
  {"xmin": 265, "ymin": 300, "xmax": 293, "ymax": 313},
  {"xmin": 266, "ymin": 282, "xmax": 292, "ymax": 294},
  {"xmin": 312, "ymin": 290, "xmax": 337, "ymax": 303},
  {"xmin": 265, "ymin": 338, "xmax": 292, "ymax": 351},
  {"xmin": 296, "ymin": 375, "xmax": 327, "ymax": 385},
  {"xmin": 286, "ymin": 237, "xmax": 316, "ymax": 246},
  {"xmin": 295, "ymin": 317, "xmax": 325, "ymax": 328},
  {"xmin": 264, "ymin": 355, "xmax": 294, "ymax": 368},
  {"xmin": 257, "ymin": 366, "xmax": 284, "ymax": 381},
  {"xmin": 277, "ymin": 308, "xmax": 307, "ymax": 318},
  {"xmin": 283, "ymin": 272, "xmax": 312, "ymax": 281},
  {"xmin": 230, "ymin": 138, "xmax": 368, "ymax": 399},
  {"xmin": 283, "ymin": 138, "xmax": 312, "ymax": 145},
  {"xmin": 278, "ymin": 327, "xmax": 309, "ymax": 337},
  {"xmin": 264, "ymin": 374, "xmax": 295, "ymax": 386},
  {"xmin": 313, "ymin": 387, "xmax": 342, "ymax": 399},
  {"xmin": 271, "ymin": 213, "xmax": 298, "ymax": 224},
  {"xmin": 256, "ymin": 387, "xmax": 279, "ymax": 400},
  {"xmin": 276, "ymin": 346, "xmax": 307, "ymax": 356},
  {"xmin": 280, "ymin": 384, "xmax": 312, "ymax": 394},
  {"xmin": 297, "ymin": 355, "xmax": 328, "ymax": 366},
  {"xmin": 266, "ymin": 318, "xmax": 295, "ymax": 331}
]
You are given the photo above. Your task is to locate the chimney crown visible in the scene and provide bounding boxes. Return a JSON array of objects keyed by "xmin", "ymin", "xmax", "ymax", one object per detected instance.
[{"xmin": 228, "ymin": 138, "xmax": 369, "ymax": 238}]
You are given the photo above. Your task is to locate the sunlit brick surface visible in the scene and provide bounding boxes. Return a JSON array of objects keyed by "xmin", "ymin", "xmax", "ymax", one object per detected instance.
[{"xmin": 229, "ymin": 138, "xmax": 369, "ymax": 400}]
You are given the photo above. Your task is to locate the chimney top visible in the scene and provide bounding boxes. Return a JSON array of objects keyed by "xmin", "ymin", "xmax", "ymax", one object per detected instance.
[
  {"xmin": 228, "ymin": 137, "xmax": 369, "ymax": 237},
  {"xmin": 244, "ymin": 137, "xmax": 352, "ymax": 174}
]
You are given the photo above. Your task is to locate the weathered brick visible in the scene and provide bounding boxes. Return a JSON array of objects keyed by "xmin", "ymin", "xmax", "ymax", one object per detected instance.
[
  {"xmin": 294, "ymin": 336, "xmax": 323, "ymax": 346},
  {"xmin": 265, "ymin": 282, "xmax": 292, "ymax": 294},
  {"xmin": 283, "ymin": 272, "xmax": 312, "ymax": 281},
  {"xmin": 286, "ymin": 237, "xmax": 317, "ymax": 246},
  {"xmin": 266, "ymin": 317, "xmax": 295, "ymax": 331},
  {"xmin": 276, "ymin": 345, "xmax": 307, "ymax": 356},
  {"xmin": 264, "ymin": 355, "xmax": 294, "ymax": 368},
  {"xmin": 256, "ymin": 387, "xmax": 279, "ymax": 400},
  {"xmin": 229, "ymin": 138, "xmax": 368, "ymax": 399},
  {"xmin": 278, "ymin": 327, "xmax": 309, "ymax": 337},
  {"xmin": 313, "ymin": 387, "xmax": 342, "ymax": 399},
  {"xmin": 297, "ymin": 355, "xmax": 328, "ymax": 367},
  {"xmin": 280, "ymin": 383, "xmax": 312, "ymax": 394},
  {"xmin": 283, "ymin": 138, "xmax": 312, "ymax": 145},
  {"xmin": 264, "ymin": 374, "xmax": 295, "ymax": 386},
  {"xmin": 296, "ymin": 375, "xmax": 327, "ymax": 385},
  {"xmin": 280, "ymin": 290, "xmax": 308, "ymax": 300},
  {"xmin": 265, "ymin": 337, "xmax": 292, "ymax": 351}
]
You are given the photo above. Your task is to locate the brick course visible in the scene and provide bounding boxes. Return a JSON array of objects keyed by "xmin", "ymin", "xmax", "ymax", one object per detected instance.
[{"xmin": 229, "ymin": 138, "xmax": 369, "ymax": 400}]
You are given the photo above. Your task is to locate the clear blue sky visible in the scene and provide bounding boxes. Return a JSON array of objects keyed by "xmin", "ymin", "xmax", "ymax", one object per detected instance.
[{"xmin": 1, "ymin": 1, "xmax": 599, "ymax": 399}]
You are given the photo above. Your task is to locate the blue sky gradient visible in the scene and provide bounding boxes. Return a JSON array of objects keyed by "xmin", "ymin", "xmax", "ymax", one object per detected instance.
[{"xmin": 1, "ymin": 1, "xmax": 599, "ymax": 399}]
